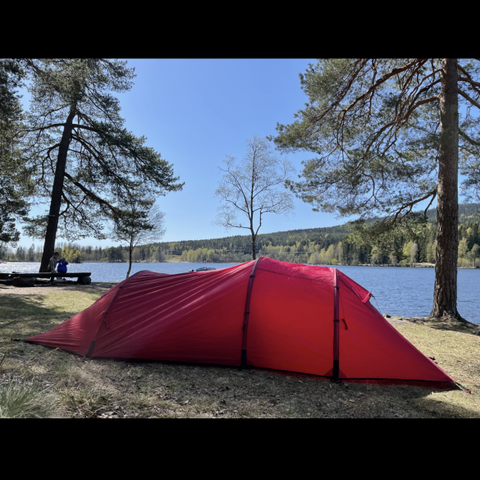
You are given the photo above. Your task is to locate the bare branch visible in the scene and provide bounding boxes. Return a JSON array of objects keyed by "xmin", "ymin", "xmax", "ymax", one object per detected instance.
[{"xmin": 215, "ymin": 136, "xmax": 294, "ymax": 259}]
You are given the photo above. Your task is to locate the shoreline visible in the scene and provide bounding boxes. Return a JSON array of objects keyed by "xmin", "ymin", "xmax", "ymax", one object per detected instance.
[
  {"xmin": 2, "ymin": 260, "xmax": 478, "ymax": 268},
  {"xmin": 2, "ymin": 281, "xmax": 479, "ymax": 332}
]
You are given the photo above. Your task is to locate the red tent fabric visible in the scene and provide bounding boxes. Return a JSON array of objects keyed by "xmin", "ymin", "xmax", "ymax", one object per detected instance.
[{"xmin": 26, "ymin": 257, "xmax": 455, "ymax": 387}]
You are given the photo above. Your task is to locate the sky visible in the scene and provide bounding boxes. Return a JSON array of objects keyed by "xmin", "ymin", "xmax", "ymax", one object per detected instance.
[{"xmin": 15, "ymin": 59, "xmax": 359, "ymax": 249}]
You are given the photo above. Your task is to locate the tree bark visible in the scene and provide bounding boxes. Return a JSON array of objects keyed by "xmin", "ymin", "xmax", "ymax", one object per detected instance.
[
  {"xmin": 126, "ymin": 240, "xmax": 133, "ymax": 278},
  {"xmin": 39, "ymin": 109, "xmax": 76, "ymax": 272},
  {"xmin": 431, "ymin": 59, "xmax": 463, "ymax": 320},
  {"xmin": 250, "ymin": 166, "xmax": 256, "ymax": 260}
]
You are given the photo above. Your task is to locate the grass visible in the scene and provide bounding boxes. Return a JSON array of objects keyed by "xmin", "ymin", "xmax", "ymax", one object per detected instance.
[
  {"xmin": 1, "ymin": 281, "xmax": 479, "ymax": 418},
  {"xmin": 0, "ymin": 377, "xmax": 54, "ymax": 418}
]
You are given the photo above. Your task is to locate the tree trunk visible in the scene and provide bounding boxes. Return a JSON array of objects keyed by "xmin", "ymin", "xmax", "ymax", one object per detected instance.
[
  {"xmin": 39, "ymin": 109, "xmax": 76, "ymax": 272},
  {"xmin": 126, "ymin": 241, "xmax": 133, "ymax": 278},
  {"xmin": 431, "ymin": 59, "xmax": 463, "ymax": 320},
  {"xmin": 250, "ymin": 214, "xmax": 256, "ymax": 260}
]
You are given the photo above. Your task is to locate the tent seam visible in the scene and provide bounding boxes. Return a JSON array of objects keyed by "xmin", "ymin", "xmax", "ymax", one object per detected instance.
[
  {"xmin": 85, "ymin": 274, "xmax": 134, "ymax": 358},
  {"xmin": 241, "ymin": 257, "xmax": 262, "ymax": 368}
]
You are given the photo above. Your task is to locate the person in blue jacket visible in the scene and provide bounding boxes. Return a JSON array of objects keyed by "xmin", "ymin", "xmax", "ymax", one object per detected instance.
[{"xmin": 57, "ymin": 258, "xmax": 69, "ymax": 281}]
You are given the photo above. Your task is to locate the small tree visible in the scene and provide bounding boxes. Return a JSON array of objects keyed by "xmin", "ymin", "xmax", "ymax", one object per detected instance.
[
  {"xmin": 458, "ymin": 237, "xmax": 469, "ymax": 258},
  {"xmin": 389, "ymin": 251, "xmax": 398, "ymax": 265},
  {"xmin": 469, "ymin": 244, "xmax": 480, "ymax": 267},
  {"xmin": 112, "ymin": 200, "xmax": 166, "ymax": 278},
  {"xmin": 0, "ymin": 242, "xmax": 9, "ymax": 260},
  {"xmin": 370, "ymin": 246, "xmax": 382, "ymax": 265},
  {"xmin": 215, "ymin": 135, "xmax": 294, "ymax": 260},
  {"xmin": 154, "ymin": 247, "xmax": 166, "ymax": 262},
  {"xmin": 410, "ymin": 242, "xmax": 419, "ymax": 266}
]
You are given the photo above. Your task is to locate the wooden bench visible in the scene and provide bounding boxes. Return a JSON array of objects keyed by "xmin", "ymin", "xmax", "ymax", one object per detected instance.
[{"xmin": 0, "ymin": 272, "xmax": 92, "ymax": 285}]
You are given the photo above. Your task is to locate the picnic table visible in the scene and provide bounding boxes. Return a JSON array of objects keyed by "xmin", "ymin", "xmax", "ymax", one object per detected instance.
[{"xmin": 0, "ymin": 272, "xmax": 92, "ymax": 285}]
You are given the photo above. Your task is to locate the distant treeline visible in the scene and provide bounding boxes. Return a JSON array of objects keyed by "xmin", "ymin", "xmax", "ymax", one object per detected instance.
[
  {"xmin": 2, "ymin": 243, "xmax": 165, "ymax": 264},
  {"xmin": 3, "ymin": 204, "xmax": 480, "ymax": 267}
]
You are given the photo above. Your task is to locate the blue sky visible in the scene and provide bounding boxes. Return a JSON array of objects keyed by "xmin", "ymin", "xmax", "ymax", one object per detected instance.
[{"xmin": 16, "ymin": 59, "xmax": 370, "ymax": 249}]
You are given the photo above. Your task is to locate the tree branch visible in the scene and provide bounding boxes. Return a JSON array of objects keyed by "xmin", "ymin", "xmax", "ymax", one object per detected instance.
[
  {"xmin": 63, "ymin": 171, "xmax": 120, "ymax": 218},
  {"xmin": 459, "ymin": 128, "xmax": 480, "ymax": 147},
  {"xmin": 402, "ymin": 95, "xmax": 439, "ymax": 124},
  {"xmin": 391, "ymin": 189, "xmax": 437, "ymax": 224},
  {"xmin": 340, "ymin": 59, "xmax": 427, "ymax": 118},
  {"xmin": 458, "ymin": 87, "xmax": 480, "ymax": 110}
]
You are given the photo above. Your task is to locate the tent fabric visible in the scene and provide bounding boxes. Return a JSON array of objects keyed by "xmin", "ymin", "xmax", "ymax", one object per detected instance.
[{"xmin": 26, "ymin": 257, "xmax": 455, "ymax": 387}]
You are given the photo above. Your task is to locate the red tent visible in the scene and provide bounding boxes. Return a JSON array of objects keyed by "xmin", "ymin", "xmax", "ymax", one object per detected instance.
[{"xmin": 26, "ymin": 257, "xmax": 455, "ymax": 388}]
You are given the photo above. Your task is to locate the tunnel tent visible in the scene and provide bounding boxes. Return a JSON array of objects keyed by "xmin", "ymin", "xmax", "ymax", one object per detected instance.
[{"xmin": 26, "ymin": 257, "xmax": 456, "ymax": 388}]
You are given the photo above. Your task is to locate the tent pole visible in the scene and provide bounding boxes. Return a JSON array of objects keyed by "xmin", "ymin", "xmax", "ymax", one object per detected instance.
[
  {"xmin": 332, "ymin": 268, "xmax": 341, "ymax": 383},
  {"xmin": 241, "ymin": 257, "xmax": 261, "ymax": 368}
]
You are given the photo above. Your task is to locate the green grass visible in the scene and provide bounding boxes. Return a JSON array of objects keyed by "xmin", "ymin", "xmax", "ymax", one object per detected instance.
[{"xmin": 0, "ymin": 380, "xmax": 53, "ymax": 418}]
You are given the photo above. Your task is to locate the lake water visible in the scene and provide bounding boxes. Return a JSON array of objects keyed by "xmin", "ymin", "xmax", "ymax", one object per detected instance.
[{"xmin": 1, "ymin": 261, "xmax": 479, "ymax": 325}]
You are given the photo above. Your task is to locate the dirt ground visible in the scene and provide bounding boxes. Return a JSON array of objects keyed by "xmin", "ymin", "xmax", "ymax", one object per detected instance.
[{"xmin": 0, "ymin": 280, "xmax": 118, "ymax": 296}]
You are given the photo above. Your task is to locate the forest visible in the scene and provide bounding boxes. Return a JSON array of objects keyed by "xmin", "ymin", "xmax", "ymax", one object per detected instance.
[{"xmin": 4, "ymin": 204, "xmax": 480, "ymax": 268}]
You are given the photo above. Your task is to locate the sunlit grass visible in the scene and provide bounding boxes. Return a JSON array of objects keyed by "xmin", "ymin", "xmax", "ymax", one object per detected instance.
[{"xmin": 0, "ymin": 380, "xmax": 53, "ymax": 418}]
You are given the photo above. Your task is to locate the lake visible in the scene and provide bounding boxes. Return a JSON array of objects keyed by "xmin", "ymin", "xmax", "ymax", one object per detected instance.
[{"xmin": 1, "ymin": 261, "xmax": 479, "ymax": 325}]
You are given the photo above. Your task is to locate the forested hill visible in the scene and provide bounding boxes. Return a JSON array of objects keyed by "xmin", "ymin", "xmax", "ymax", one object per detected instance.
[
  {"xmin": 155, "ymin": 203, "xmax": 480, "ymax": 258},
  {"xmin": 122, "ymin": 203, "xmax": 477, "ymax": 266},
  {"xmin": 6, "ymin": 204, "xmax": 480, "ymax": 266},
  {"xmin": 157, "ymin": 223, "xmax": 351, "ymax": 258},
  {"xmin": 427, "ymin": 203, "xmax": 480, "ymax": 222}
]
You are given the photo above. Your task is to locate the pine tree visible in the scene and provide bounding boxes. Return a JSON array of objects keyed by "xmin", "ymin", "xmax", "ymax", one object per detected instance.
[
  {"xmin": 273, "ymin": 59, "xmax": 480, "ymax": 322},
  {"xmin": 0, "ymin": 59, "xmax": 33, "ymax": 245},
  {"xmin": 20, "ymin": 59, "xmax": 183, "ymax": 271}
]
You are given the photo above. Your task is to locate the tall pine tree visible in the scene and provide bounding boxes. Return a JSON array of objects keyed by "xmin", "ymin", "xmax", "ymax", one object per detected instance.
[
  {"xmin": 20, "ymin": 59, "xmax": 183, "ymax": 271},
  {"xmin": 273, "ymin": 59, "xmax": 480, "ymax": 322}
]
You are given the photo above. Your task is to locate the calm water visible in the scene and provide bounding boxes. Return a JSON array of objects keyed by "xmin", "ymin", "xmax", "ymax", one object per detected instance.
[{"xmin": 2, "ymin": 261, "xmax": 479, "ymax": 325}]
